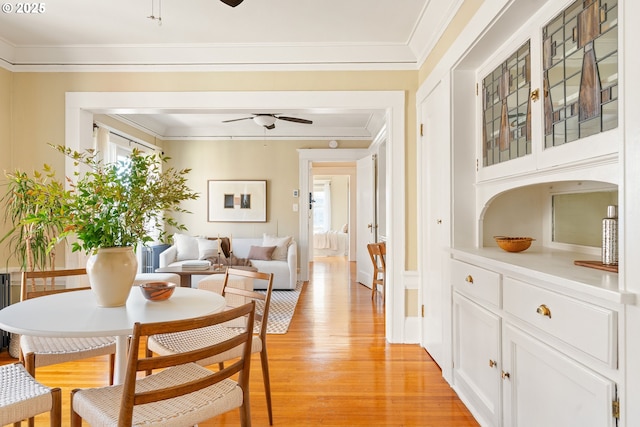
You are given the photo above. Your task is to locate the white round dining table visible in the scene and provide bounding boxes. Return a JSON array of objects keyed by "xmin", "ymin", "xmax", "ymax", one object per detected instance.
[{"xmin": 0, "ymin": 286, "xmax": 226, "ymax": 384}]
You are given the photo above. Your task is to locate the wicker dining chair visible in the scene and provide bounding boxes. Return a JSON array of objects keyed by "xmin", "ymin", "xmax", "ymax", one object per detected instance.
[
  {"xmin": 367, "ymin": 242, "xmax": 386, "ymax": 301},
  {"xmin": 19, "ymin": 269, "xmax": 116, "ymax": 385},
  {"xmin": 0, "ymin": 362, "xmax": 61, "ymax": 427},
  {"xmin": 71, "ymin": 301, "xmax": 256, "ymax": 427},
  {"xmin": 146, "ymin": 268, "xmax": 276, "ymax": 425}
]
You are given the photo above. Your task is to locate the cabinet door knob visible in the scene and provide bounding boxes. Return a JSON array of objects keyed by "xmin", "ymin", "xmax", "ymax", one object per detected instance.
[
  {"xmin": 465, "ymin": 275, "xmax": 474, "ymax": 284},
  {"xmin": 501, "ymin": 371, "xmax": 510, "ymax": 380},
  {"xmin": 489, "ymin": 359, "xmax": 497, "ymax": 368},
  {"xmin": 536, "ymin": 304, "xmax": 552, "ymax": 318},
  {"xmin": 530, "ymin": 88, "xmax": 540, "ymax": 101}
]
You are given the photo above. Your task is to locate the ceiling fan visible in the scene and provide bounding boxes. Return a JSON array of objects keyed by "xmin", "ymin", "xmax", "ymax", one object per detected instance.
[
  {"xmin": 222, "ymin": 113, "xmax": 313, "ymax": 130},
  {"xmin": 220, "ymin": 0, "xmax": 244, "ymax": 7}
]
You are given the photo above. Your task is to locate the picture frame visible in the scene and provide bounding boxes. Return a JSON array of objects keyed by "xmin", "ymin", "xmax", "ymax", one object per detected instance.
[{"xmin": 208, "ymin": 180, "xmax": 267, "ymax": 222}]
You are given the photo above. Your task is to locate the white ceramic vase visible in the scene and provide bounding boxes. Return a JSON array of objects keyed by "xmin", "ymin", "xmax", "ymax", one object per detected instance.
[{"xmin": 86, "ymin": 246, "xmax": 138, "ymax": 307}]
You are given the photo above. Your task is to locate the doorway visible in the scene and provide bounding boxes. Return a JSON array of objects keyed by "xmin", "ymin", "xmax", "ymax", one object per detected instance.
[{"xmin": 66, "ymin": 90, "xmax": 406, "ymax": 342}]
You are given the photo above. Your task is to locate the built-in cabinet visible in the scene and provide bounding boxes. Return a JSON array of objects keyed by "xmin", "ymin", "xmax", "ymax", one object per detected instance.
[
  {"xmin": 418, "ymin": 0, "xmax": 640, "ymax": 425},
  {"xmin": 451, "ymin": 252, "xmax": 625, "ymax": 427}
]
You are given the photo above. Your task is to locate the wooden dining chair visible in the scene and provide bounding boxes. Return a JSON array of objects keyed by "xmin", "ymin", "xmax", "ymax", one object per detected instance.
[
  {"xmin": 18, "ymin": 269, "xmax": 116, "ymax": 388},
  {"xmin": 71, "ymin": 301, "xmax": 256, "ymax": 427},
  {"xmin": 0, "ymin": 362, "xmax": 61, "ymax": 427},
  {"xmin": 367, "ymin": 242, "xmax": 386, "ymax": 301},
  {"xmin": 146, "ymin": 268, "xmax": 276, "ymax": 425}
]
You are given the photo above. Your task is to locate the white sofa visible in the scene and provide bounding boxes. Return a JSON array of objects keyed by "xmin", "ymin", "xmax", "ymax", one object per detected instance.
[{"xmin": 159, "ymin": 234, "xmax": 297, "ymax": 290}]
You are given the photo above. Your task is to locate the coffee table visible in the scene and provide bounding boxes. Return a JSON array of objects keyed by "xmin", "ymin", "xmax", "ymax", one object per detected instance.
[{"xmin": 155, "ymin": 266, "xmax": 226, "ymax": 288}]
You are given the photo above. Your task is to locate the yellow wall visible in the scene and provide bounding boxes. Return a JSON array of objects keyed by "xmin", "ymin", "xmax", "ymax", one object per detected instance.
[
  {"xmin": 3, "ymin": 70, "xmax": 419, "ymax": 269},
  {"xmin": 163, "ymin": 139, "xmax": 369, "ymax": 247},
  {"xmin": 0, "ymin": 68, "xmax": 13, "ymax": 265}
]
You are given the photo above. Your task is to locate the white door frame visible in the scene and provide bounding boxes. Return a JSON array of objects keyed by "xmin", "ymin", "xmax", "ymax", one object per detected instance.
[{"xmin": 66, "ymin": 89, "xmax": 406, "ymax": 343}]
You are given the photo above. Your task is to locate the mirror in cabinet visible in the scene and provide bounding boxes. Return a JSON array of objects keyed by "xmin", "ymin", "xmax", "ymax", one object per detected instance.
[
  {"xmin": 552, "ymin": 188, "xmax": 617, "ymax": 247},
  {"xmin": 481, "ymin": 180, "xmax": 616, "ymax": 254}
]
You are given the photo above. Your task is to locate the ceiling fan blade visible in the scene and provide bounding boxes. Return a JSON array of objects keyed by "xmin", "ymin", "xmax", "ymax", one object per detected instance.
[
  {"xmin": 219, "ymin": 0, "xmax": 244, "ymax": 7},
  {"xmin": 276, "ymin": 116, "xmax": 313, "ymax": 125},
  {"xmin": 221, "ymin": 117, "xmax": 253, "ymax": 123}
]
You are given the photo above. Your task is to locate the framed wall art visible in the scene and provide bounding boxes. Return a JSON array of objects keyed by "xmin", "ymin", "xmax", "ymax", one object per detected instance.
[{"xmin": 207, "ymin": 180, "xmax": 267, "ymax": 222}]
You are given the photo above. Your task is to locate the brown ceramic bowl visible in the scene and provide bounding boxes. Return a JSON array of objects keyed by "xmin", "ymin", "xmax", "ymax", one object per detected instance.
[
  {"xmin": 139, "ymin": 281, "xmax": 176, "ymax": 301},
  {"xmin": 494, "ymin": 236, "xmax": 535, "ymax": 253}
]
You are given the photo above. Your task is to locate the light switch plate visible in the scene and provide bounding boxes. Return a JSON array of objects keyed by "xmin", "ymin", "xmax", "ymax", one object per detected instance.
[
  {"xmin": 293, "ymin": 189, "xmax": 299, "ymax": 197},
  {"xmin": 293, "ymin": 203, "xmax": 299, "ymax": 212}
]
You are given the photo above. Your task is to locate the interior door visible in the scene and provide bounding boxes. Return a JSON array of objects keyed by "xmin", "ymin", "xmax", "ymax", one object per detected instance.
[
  {"xmin": 421, "ymin": 81, "xmax": 450, "ymax": 369},
  {"xmin": 356, "ymin": 154, "xmax": 376, "ymax": 286}
]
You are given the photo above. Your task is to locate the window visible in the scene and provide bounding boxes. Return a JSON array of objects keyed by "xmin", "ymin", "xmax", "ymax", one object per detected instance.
[
  {"xmin": 543, "ymin": 0, "xmax": 618, "ymax": 147},
  {"xmin": 482, "ymin": 40, "xmax": 532, "ymax": 166}
]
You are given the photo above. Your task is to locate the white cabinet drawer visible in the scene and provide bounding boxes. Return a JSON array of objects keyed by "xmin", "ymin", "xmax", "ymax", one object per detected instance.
[
  {"xmin": 503, "ymin": 277, "xmax": 617, "ymax": 367},
  {"xmin": 451, "ymin": 259, "xmax": 501, "ymax": 307}
]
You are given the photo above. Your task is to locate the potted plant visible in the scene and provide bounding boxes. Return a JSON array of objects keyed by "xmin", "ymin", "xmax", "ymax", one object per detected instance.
[
  {"xmin": 1, "ymin": 165, "xmax": 67, "ymax": 277},
  {"xmin": 2, "ymin": 144, "xmax": 199, "ymax": 307}
]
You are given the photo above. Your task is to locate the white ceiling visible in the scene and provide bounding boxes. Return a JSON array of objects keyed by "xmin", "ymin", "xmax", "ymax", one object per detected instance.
[{"xmin": 0, "ymin": 0, "xmax": 462, "ymax": 140}]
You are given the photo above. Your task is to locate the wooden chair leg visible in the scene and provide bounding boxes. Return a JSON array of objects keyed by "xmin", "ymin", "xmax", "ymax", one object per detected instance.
[
  {"xmin": 23, "ymin": 353, "xmax": 36, "ymax": 427},
  {"xmin": 108, "ymin": 353, "xmax": 115, "ymax": 385},
  {"xmin": 261, "ymin": 347, "xmax": 273, "ymax": 425},
  {"xmin": 70, "ymin": 389, "xmax": 82, "ymax": 427},
  {"xmin": 50, "ymin": 387, "xmax": 62, "ymax": 427}
]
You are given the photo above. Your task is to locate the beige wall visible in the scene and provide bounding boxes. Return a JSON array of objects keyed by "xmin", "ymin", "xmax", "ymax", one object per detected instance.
[
  {"xmin": 163, "ymin": 139, "xmax": 367, "ymax": 246},
  {"xmin": 0, "ymin": 68, "xmax": 12, "ymax": 265},
  {"xmin": 2, "ymin": 70, "xmax": 419, "ymax": 270},
  {"xmin": 330, "ymin": 175, "xmax": 350, "ymax": 231}
]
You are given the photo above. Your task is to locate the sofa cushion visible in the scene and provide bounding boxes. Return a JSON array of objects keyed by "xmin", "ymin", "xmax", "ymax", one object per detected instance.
[
  {"xmin": 262, "ymin": 234, "xmax": 292, "ymax": 261},
  {"xmin": 173, "ymin": 233, "xmax": 199, "ymax": 261},
  {"xmin": 197, "ymin": 238, "xmax": 225, "ymax": 261},
  {"xmin": 249, "ymin": 259, "xmax": 290, "ymax": 289},
  {"xmin": 247, "ymin": 245, "xmax": 276, "ymax": 261}
]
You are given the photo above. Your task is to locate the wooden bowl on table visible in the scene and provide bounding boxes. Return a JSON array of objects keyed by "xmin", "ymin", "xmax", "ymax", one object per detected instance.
[
  {"xmin": 139, "ymin": 281, "xmax": 176, "ymax": 301},
  {"xmin": 493, "ymin": 236, "xmax": 535, "ymax": 253}
]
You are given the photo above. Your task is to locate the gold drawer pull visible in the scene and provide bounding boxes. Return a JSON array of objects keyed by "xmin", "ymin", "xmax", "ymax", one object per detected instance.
[
  {"xmin": 489, "ymin": 359, "xmax": 497, "ymax": 368},
  {"xmin": 465, "ymin": 275, "xmax": 474, "ymax": 284},
  {"xmin": 536, "ymin": 304, "xmax": 552, "ymax": 318},
  {"xmin": 501, "ymin": 371, "xmax": 510, "ymax": 380}
]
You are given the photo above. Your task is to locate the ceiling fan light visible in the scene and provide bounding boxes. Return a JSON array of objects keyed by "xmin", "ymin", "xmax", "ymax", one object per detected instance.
[{"xmin": 253, "ymin": 115, "xmax": 277, "ymax": 127}]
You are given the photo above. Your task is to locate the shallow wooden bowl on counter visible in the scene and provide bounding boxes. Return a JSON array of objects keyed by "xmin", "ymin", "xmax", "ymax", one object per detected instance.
[
  {"xmin": 139, "ymin": 281, "xmax": 176, "ymax": 301},
  {"xmin": 494, "ymin": 236, "xmax": 535, "ymax": 253}
]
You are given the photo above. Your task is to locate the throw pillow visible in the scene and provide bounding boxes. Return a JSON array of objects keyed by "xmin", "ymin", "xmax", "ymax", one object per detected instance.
[
  {"xmin": 262, "ymin": 234, "xmax": 292, "ymax": 260},
  {"xmin": 341, "ymin": 223, "xmax": 348, "ymax": 233},
  {"xmin": 197, "ymin": 238, "xmax": 225, "ymax": 261},
  {"xmin": 247, "ymin": 245, "xmax": 277, "ymax": 261},
  {"xmin": 173, "ymin": 233, "xmax": 199, "ymax": 261}
]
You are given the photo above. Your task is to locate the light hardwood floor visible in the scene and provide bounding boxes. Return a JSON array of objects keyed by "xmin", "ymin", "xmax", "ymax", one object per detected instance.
[{"xmin": 0, "ymin": 257, "xmax": 479, "ymax": 426}]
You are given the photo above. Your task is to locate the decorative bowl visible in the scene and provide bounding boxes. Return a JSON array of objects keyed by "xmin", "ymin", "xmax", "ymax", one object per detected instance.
[
  {"xmin": 139, "ymin": 281, "xmax": 176, "ymax": 301},
  {"xmin": 493, "ymin": 236, "xmax": 535, "ymax": 253}
]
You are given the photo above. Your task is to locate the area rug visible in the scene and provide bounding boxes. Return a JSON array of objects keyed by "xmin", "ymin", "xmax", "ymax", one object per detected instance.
[{"xmin": 257, "ymin": 280, "xmax": 305, "ymax": 334}]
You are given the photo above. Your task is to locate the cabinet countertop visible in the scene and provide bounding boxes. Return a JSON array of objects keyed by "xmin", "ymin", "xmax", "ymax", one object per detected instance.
[{"xmin": 451, "ymin": 246, "xmax": 634, "ymax": 305}]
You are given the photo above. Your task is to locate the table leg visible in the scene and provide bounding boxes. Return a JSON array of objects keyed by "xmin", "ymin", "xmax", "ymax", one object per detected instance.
[
  {"xmin": 180, "ymin": 275, "xmax": 191, "ymax": 288},
  {"xmin": 113, "ymin": 335, "xmax": 129, "ymax": 385}
]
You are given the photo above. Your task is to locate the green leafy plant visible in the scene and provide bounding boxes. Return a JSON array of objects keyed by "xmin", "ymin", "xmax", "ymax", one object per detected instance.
[
  {"xmin": 1, "ymin": 165, "xmax": 68, "ymax": 272},
  {"xmin": 1, "ymin": 144, "xmax": 199, "ymax": 265},
  {"xmin": 54, "ymin": 144, "xmax": 199, "ymax": 254}
]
